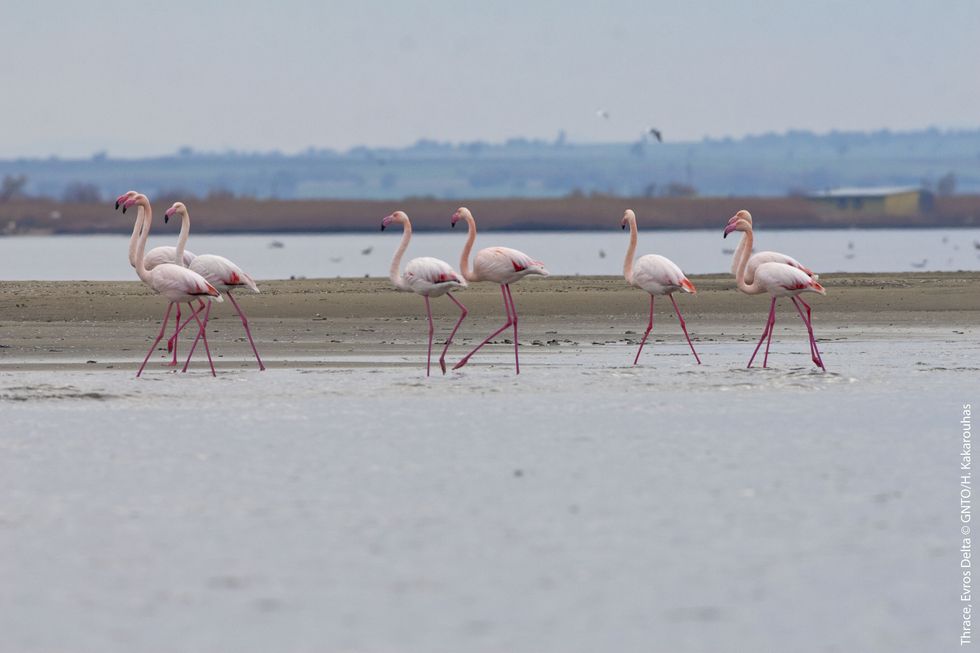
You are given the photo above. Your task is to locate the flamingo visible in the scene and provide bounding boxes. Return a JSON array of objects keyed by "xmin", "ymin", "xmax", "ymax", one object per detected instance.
[
  {"xmin": 116, "ymin": 190, "xmax": 198, "ymax": 367},
  {"xmin": 162, "ymin": 202, "xmax": 265, "ymax": 372},
  {"xmin": 725, "ymin": 210, "xmax": 823, "ymax": 366},
  {"xmin": 124, "ymin": 194, "xmax": 222, "ymax": 377},
  {"xmin": 450, "ymin": 207, "xmax": 548, "ymax": 374},
  {"xmin": 725, "ymin": 215, "xmax": 826, "ymax": 370},
  {"xmin": 621, "ymin": 209, "xmax": 701, "ymax": 365},
  {"xmin": 381, "ymin": 211, "xmax": 468, "ymax": 375}
]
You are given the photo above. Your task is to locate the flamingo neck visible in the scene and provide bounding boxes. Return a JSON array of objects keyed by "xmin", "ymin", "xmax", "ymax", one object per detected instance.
[
  {"xmin": 734, "ymin": 229, "xmax": 763, "ymax": 294},
  {"xmin": 174, "ymin": 210, "xmax": 191, "ymax": 267},
  {"xmin": 623, "ymin": 217, "xmax": 637, "ymax": 284},
  {"xmin": 134, "ymin": 201, "xmax": 153, "ymax": 285},
  {"xmin": 128, "ymin": 204, "xmax": 145, "ymax": 268},
  {"xmin": 459, "ymin": 214, "xmax": 478, "ymax": 282},
  {"xmin": 389, "ymin": 219, "xmax": 412, "ymax": 289}
]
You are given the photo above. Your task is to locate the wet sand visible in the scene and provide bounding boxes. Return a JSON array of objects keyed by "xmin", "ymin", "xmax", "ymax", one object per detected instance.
[
  {"xmin": 1, "ymin": 274, "xmax": 978, "ymax": 653},
  {"xmin": 1, "ymin": 272, "xmax": 978, "ymax": 370}
]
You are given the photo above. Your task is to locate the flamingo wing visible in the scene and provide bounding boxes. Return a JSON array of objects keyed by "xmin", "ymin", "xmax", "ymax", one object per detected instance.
[
  {"xmin": 190, "ymin": 255, "xmax": 259, "ymax": 292},
  {"xmin": 474, "ymin": 247, "xmax": 548, "ymax": 282},
  {"xmin": 748, "ymin": 251, "xmax": 814, "ymax": 278},
  {"xmin": 632, "ymin": 254, "xmax": 694, "ymax": 293},
  {"xmin": 756, "ymin": 262, "xmax": 825, "ymax": 295}
]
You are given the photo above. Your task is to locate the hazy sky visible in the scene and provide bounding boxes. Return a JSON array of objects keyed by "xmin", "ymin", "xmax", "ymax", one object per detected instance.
[{"xmin": 2, "ymin": 1, "xmax": 978, "ymax": 158}]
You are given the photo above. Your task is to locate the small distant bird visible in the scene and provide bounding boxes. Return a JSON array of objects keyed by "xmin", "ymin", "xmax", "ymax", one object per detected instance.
[
  {"xmin": 596, "ymin": 109, "xmax": 610, "ymax": 120},
  {"xmin": 847, "ymin": 241, "xmax": 854, "ymax": 250},
  {"xmin": 911, "ymin": 259, "xmax": 927, "ymax": 268},
  {"xmin": 973, "ymin": 240, "xmax": 980, "ymax": 250},
  {"xmin": 646, "ymin": 127, "xmax": 663, "ymax": 143},
  {"xmin": 361, "ymin": 246, "xmax": 373, "ymax": 255},
  {"xmin": 598, "ymin": 249, "xmax": 606, "ymax": 259},
  {"xmin": 451, "ymin": 207, "xmax": 548, "ymax": 374},
  {"xmin": 268, "ymin": 241, "xmax": 285, "ymax": 249},
  {"xmin": 329, "ymin": 256, "xmax": 343, "ymax": 263},
  {"xmin": 621, "ymin": 210, "xmax": 700, "ymax": 365}
]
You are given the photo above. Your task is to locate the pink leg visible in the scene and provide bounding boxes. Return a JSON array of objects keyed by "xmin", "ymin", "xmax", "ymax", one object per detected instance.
[
  {"xmin": 792, "ymin": 297, "xmax": 826, "ymax": 371},
  {"xmin": 226, "ymin": 291, "xmax": 265, "ymax": 371},
  {"xmin": 438, "ymin": 292, "xmax": 468, "ymax": 375},
  {"xmin": 423, "ymin": 295, "xmax": 434, "ymax": 376},
  {"xmin": 669, "ymin": 294, "xmax": 701, "ymax": 365},
  {"xmin": 747, "ymin": 297, "xmax": 777, "ymax": 369},
  {"xmin": 797, "ymin": 297, "xmax": 818, "ymax": 363},
  {"xmin": 763, "ymin": 306, "xmax": 776, "ymax": 368},
  {"xmin": 453, "ymin": 285, "xmax": 513, "ymax": 371},
  {"xmin": 504, "ymin": 284, "xmax": 520, "ymax": 374},
  {"xmin": 181, "ymin": 301, "xmax": 216, "ymax": 376},
  {"xmin": 137, "ymin": 302, "xmax": 174, "ymax": 378},
  {"xmin": 167, "ymin": 299, "xmax": 206, "ymax": 348},
  {"xmin": 633, "ymin": 295, "xmax": 655, "ymax": 365},
  {"xmin": 166, "ymin": 304, "xmax": 181, "ymax": 366}
]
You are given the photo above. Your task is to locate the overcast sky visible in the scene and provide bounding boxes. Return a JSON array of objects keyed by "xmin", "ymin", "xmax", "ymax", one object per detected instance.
[{"xmin": 2, "ymin": 0, "xmax": 978, "ymax": 158}]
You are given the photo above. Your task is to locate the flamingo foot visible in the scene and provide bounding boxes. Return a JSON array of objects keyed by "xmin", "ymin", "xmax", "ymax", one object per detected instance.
[{"xmin": 452, "ymin": 356, "xmax": 470, "ymax": 371}]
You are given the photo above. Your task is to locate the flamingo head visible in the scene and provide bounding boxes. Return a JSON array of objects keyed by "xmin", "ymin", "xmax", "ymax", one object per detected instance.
[
  {"xmin": 122, "ymin": 193, "xmax": 148, "ymax": 214},
  {"xmin": 380, "ymin": 210, "xmax": 407, "ymax": 231},
  {"xmin": 451, "ymin": 206, "xmax": 471, "ymax": 228},
  {"xmin": 115, "ymin": 190, "xmax": 138, "ymax": 211},
  {"xmin": 620, "ymin": 208, "xmax": 636, "ymax": 230},
  {"xmin": 724, "ymin": 217, "xmax": 751, "ymax": 238},
  {"xmin": 727, "ymin": 209, "xmax": 752, "ymax": 226},
  {"xmin": 164, "ymin": 202, "xmax": 186, "ymax": 224}
]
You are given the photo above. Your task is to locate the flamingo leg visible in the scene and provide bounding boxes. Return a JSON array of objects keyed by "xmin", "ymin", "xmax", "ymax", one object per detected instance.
[
  {"xmin": 669, "ymin": 293, "xmax": 701, "ymax": 365},
  {"xmin": 226, "ymin": 291, "xmax": 265, "ymax": 371},
  {"xmin": 181, "ymin": 300, "xmax": 217, "ymax": 376},
  {"xmin": 453, "ymin": 285, "xmax": 513, "ymax": 371},
  {"xmin": 137, "ymin": 302, "xmax": 174, "ymax": 378},
  {"xmin": 423, "ymin": 296, "xmax": 434, "ymax": 376},
  {"xmin": 748, "ymin": 297, "xmax": 777, "ymax": 369},
  {"xmin": 633, "ymin": 295, "xmax": 655, "ymax": 365},
  {"xmin": 438, "ymin": 292, "xmax": 468, "ymax": 375},
  {"xmin": 797, "ymin": 297, "xmax": 818, "ymax": 362},
  {"xmin": 792, "ymin": 297, "xmax": 826, "ymax": 371},
  {"xmin": 165, "ymin": 304, "xmax": 181, "ymax": 366},
  {"xmin": 167, "ymin": 299, "xmax": 207, "ymax": 346},
  {"xmin": 504, "ymin": 284, "xmax": 520, "ymax": 374},
  {"xmin": 763, "ymin": 306, "xmax": 776, "ymax": 368}
]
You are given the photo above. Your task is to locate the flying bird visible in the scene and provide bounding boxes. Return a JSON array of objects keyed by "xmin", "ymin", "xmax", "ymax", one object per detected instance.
[
  {"xmin": 647, "ymin": 127, "xmax": 663, "ymax": 143},
  {"xmin": 596, "ymin": 109, "xmax": 610, "ymax": 120}
]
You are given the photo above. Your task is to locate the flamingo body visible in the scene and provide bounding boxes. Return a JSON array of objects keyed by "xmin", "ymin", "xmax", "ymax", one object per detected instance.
[
  {"xmin": 401, "ymin": 256, "xmax": 467, "ymax": 297},
  {"xmin": 472, "ymin": 247, "xmax": 548, "ymax": 285},
  {"xmin": 145, "ymin": 246, "xmax": 197, "ymax": 270},
  {"xmin": 630, "ymin": 254, "xmax": 696, "ymax": 296},
  {"xmin": 754, "ymin": 262, "xmax": 824, "ymax": 297},
  {"xmin": 190, "ymin": 254, "xmax": 259, "ymax": 293}
]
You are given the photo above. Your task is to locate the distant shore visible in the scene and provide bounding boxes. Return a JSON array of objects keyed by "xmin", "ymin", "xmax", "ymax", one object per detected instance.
[
  {"xmin": 1, "ymin": 195, "xmax": 979, "ymax": 236},
  {"xmin": 1, "ymin": 273, "xmax": 978, "ymax": 371}
]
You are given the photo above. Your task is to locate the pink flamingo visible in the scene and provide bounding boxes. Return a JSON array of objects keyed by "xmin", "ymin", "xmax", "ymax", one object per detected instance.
[
  {"xmin": 160, "ymin": 202, "xmax": 265, "ymax": 372},
  {"xmin": 124, "ymin": 194, "xmax": 222, "ymax": 377},
  {"xmin": 621, "ymin": 209, "xmax": 701, "ymax": 365},
  {"xmin": 116, "ymin": 190, "xmax": 197, "ymax": 367},
  {"xmin": 382, "ymin": 211, "xmax": 468, "ymax": 375},
  {"xmin": 725, "ymin": 215, "xmax": 827, "ymax": 370},
  {"xmin": 451, "ymin": 207, "xmax": 548, "ymax": 374}
]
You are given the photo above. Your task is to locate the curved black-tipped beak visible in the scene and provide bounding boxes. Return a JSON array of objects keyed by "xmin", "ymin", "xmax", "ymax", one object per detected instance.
[
  {"xmin": 380, "ymin": 224, "xmax": 385, "ymax": 231},
  {"xmin": 723, "ymin": 230, "xmax": 729, "ymax": 239},
  {"xmin": 451, "ymin": 221, "xmax": 456, "ymax": 228},
  {"xmin": 114, "ymin": 201, "xmax": 120, "ymax": 210},
  {"xmin": 122, "ymin": 206, "xmax": 127, "ymax": 214},
  {"xmin": 621, "ymin": 224, "xmax": 626, "ymax": 230},
  {"xmin": 164, "ymin": 215, "xmax": 169, "ymax": 224}
]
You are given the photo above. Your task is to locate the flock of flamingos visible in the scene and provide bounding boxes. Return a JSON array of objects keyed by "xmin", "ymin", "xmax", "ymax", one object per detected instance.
[{"xmin": 117, "ymin": 192, "xmax": 827, "ymax": 378}]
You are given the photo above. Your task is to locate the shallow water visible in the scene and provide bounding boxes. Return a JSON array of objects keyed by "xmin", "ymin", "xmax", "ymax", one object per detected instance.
[
  {"xmin": 2, "ymin": 227, "xmax": 979, "ymax": 280},
  {"xmin": 0, "ymin": 336, "xmax": 975, "ymax": 652}
]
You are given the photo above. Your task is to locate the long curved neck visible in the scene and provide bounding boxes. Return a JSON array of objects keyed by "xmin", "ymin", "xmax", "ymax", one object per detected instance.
[
  {"xmin": 730, "ymin": 226, "xmax": 749, "ymax": 276},
  {"xmin": 623, "ymin": 218, "xmax": 638, "ymax": 284},
  {"xmin": 174, "ymin": 210, "xmax": 190, "ymax": 266},
  {"xmin": 128, "ymin": 204, "xmax": 145, "ymax": 267},
  {"xmin": 459, "ymin": 214, "xmax": 478, "ymax": 281},
  {"xmin": 734, "ymin": 229, "xmax": 763, "ymax": 294},
  {"xmin": 134, "ymin": 202, "xmax": 153, "ymax": 284},
  {"xmin": 389, "ymin": 220, "xmax": 412, "ymax": 289}
]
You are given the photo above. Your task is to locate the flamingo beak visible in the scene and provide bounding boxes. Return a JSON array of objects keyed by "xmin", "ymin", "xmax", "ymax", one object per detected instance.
[{"xmin": 723, "ymin": 223, "xmax": 737, "ymax": 238}]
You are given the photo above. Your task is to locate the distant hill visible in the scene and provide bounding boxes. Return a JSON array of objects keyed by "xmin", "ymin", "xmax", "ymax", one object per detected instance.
[{"xmin": 1, "ymin": 128, "xmax": 979, "ymax": 202}]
